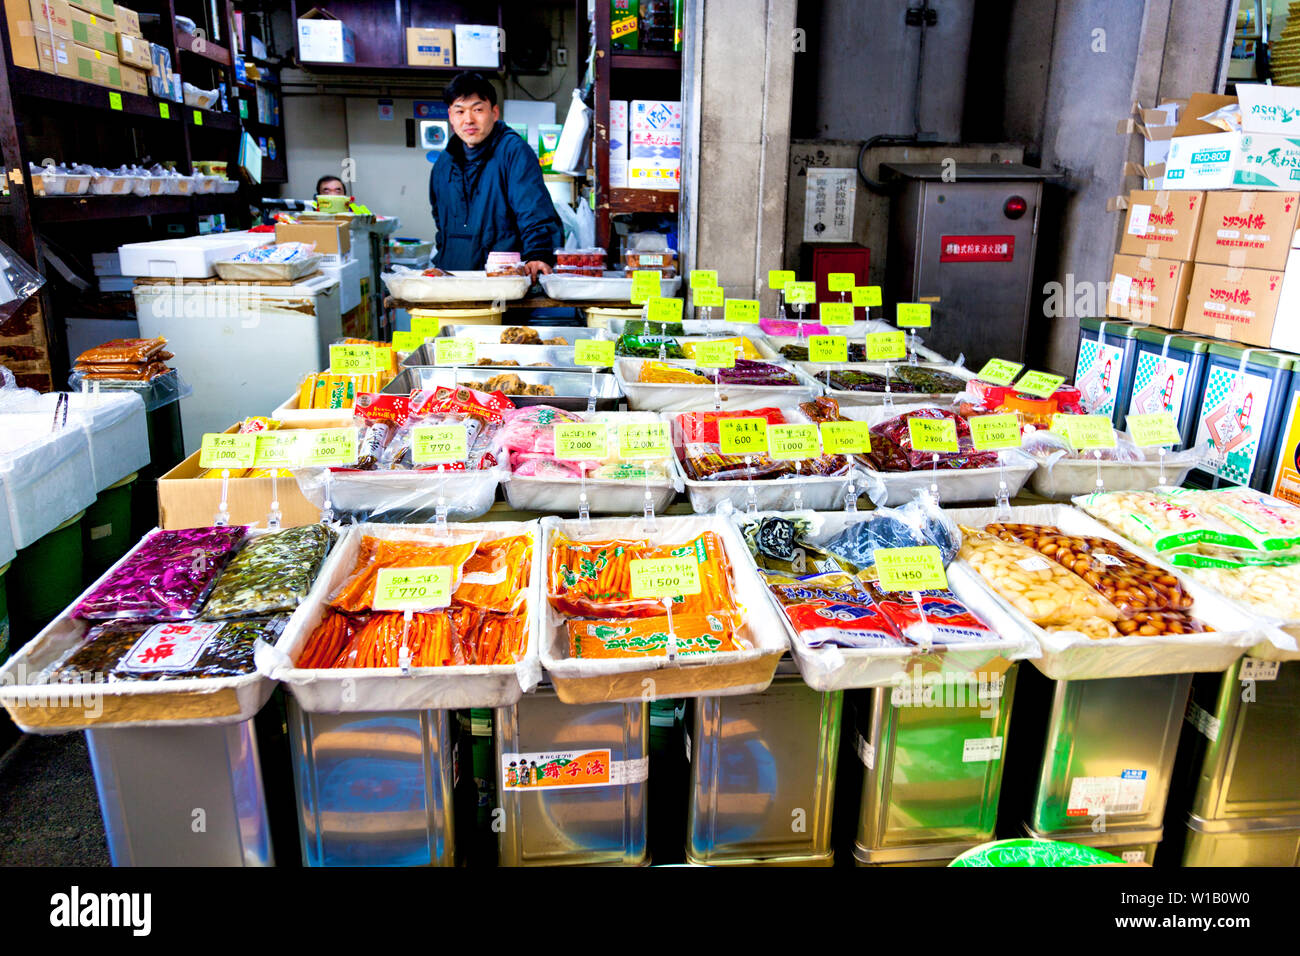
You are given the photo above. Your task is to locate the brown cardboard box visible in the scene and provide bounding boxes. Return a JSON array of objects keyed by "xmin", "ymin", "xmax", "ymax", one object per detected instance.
[
  {"xmin": 1172, "ymin": 92, "xmax": 1238, "ymax": 138},
  {"xmin": 68, "ymin": 0, "xmax": 113, "ymax": 16},
  {"xmin": 28, "ymin": 0, "xmax": 73, "ymax": 39},
  {"xmin": 1182, "ymin": 262, "xmax": 1286, "ymax": 347},
  {"xmin": 118, "ymin": 62, "xmax": 147, "ymax": 94},
  {"xmin": 406, "ymin": 27, "xmax": 453, "ymax": 66},
  {"xmin": 158, "ymin": 423, "xmax": 323, "ymax": 530},
  {"xmin": 34, "ymin": 28, "xmax": 72, "ymax": 75},
  {"xmin": 1193, "ymin": 190, "xmax": 1300, "ymax": 272},
  {"xmin": 1106, "ymin": 254, "xmax": 1193, "ymax": 329},
  {"xmin": 1118, "ymin": 190, "xmax": 1205, "ymax": 261},
  {"xmin": 6, "ymin": 0, "xmax": 39, "ymax": 69},
  {"xmin": 112, "ymin": 3, "xmax": 138, "ymax": 34},
  {"xmin": 70, "ymin": 41, "xmax": 120, "ymax": 87},
  {"xmin": 69, "ymin": 3, "xmax": 115, "ymax": 54},
  {"xmin": 275, "ymin": 220, "xmax": 351, "ymax": 256},
  {"xmin": 116, "ymin": 29, "xmax": 149, "ymax": 67}
]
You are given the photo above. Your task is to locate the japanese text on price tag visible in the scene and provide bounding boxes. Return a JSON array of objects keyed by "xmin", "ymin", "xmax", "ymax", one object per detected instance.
[
  {"xmin": 630, "ymin": 271, "xmax": 661, "ymax": 304},
  {"xmin": 969, "ymin": 414, "xmax": 1022, "ymax": 451},
  {"xmin": 689, "ymin": 269, "xmax": 718, "ymax": 287},
  {"xmin": 1015, "ymin": 370, "xmax": 1066, "ymax": 398},
  {"xmin": 554, "ymin": 423, "xmax": 608, "ymax": 460},
  {"xmin": 977, "ymin": 358, "xmax": 1024, "ymax": 386},
  {"xmin": 693, "ymin": 340, "xmax": 735, "ymax": 368},
  {"xmin": 412, "ymin": 424, "xmax": 469, "ymax": 464},
  {"xmin": 199, "ymin": 433, "xmax": 256, "ymax": 469},
  {"xmin": 908, "ymin": 417, "xmax": 959, "ymax": 452},
  {"xmin": 718, "ymin": 418, "xmax": 768, "ymax": 455},
  {"xmin": 820, "ymin": 420, "xmax": 872, "ymax": 454},
  {"xmin": 575, "ymin": 338, "xmax": 616, "ymax": 366},
  {"xmin": 330, "ymin": 344, "xmax": 375, "ymax": 373},
  {"xmin": 1126, "ymin": 412, "xmax": 1181, "ymax": 447},
  {"xmin": 809, "ymin": 335, "xmax": 848, "ymax": 363},
  {"xmin": 374, "ymin": 566, "xmax": 452, "ymax": 611},
  {"xmin": 619, "ymin": 423, "xmax": 670, "ymax": 459},
  {"xmin": 435, "ymin": 338, "xmax": 476, "ymax": 365},
  {"xmin": 852, "ymin": 286, "xmax": 883, "ymax": 307},
  {"xmin": 866, "ymin": 331, "xmax": 906, "ymax": 361},
  {"xmin": 391, "ymin": 331, "xmax": 423, "ymax": 353},
  {"xmin": 254, "ymin": 432, "xmax": 300, "ymax": 467},
  {"xmin": 784, "ymin": 281, "xmax": 817, "ymax": 305},
  {"xmin": 630, "ymin": 558, "xmax": 702, "ymax": 599},
  {"xmin": 875, "ymin": 546, "xmax": 948, "ymax": 592},
  {"xmin": 306, "ymin": 428, "xmax": 357, "ymax": 465},
  {"xmin": 768, "ymin": 423, "xmax": 819, "ymax": 460},
  {"xmin": 768, "ymin": 269, "xmax": 795, "ymax": 290},
  {"xmin": 647, "ymin": 296, "xmax": 685, "ymax": 324},
  {"xmin": 827, "ymin": 272, "xmax": 855, "ymax": 292},
  {"xmin": 820, "ymin": 302, "xmax": 854, "ymax": 326},
  {"xmin": 724, "ymin": 299, "xmax": 760, "ymax": 324},
  {"xmin": 693, "ymin": 285, "xmax": 724, "ymax": 308},
  {"xmin": 897, "ymin": 303, "xmax": 932, "ymax": 328},
  {"xmin": 410, "ymin": 315, "xmax": 440, "ymax": 338},
  {"xmin": 1054, "ymin": 414, "xmax": 1116, "ymax": 449}
]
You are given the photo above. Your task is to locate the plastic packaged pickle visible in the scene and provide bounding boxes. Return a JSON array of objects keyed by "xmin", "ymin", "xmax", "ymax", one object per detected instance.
[
  {"xmin": 1168, "ymin": 487, "xmax": 1300, "ymax": 553},
  {"xmin": 1074, "ymin": 490, "xmax": 1259, "ymax": 557},
  {"xmin": 201, "ymin": 525, "xmax": 334, "ymax": 620}
]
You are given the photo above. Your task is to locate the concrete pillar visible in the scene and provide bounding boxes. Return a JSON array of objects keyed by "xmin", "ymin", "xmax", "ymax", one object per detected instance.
[{"xmin": 688, "ymin": 0, "xmax": 797, "ymax": 312}]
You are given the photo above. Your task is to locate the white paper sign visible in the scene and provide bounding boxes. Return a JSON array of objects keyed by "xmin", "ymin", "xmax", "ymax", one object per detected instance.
[
  {"xmin": 962, "ymin": 737, "xmax": 1004, "ymax": 762},
  {"xmin": 804, "ymin": 167, "xmax": 857, "ymax": 242},
  {"xmin": 1127, "ymin": 203, "xmax": 1153, "ymax": 235},
  {"xmin": 1110, "ymin": 273, "xmax": 1134, "ymax": 305}
]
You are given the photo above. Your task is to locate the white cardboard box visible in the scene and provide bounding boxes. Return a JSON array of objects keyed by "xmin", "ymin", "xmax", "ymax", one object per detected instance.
[
  {"xmin": 630, "ymin": 100, "xmax": 681, "ymax": 133},
  {"xmin": 610, "ymin": 99, "xmax": 628, "ymax": 188},
  {"xmin": 1270, "ymin": 228, "xmax": 1300, "ymax": 354},
  {"xmin": 629, "ymin": 159, "xmax": 680, "ymax": 189},
  {"xmin": 117, "ymin": 231, "xmax": 266, "ymax": 278},
  {"xmin": 319, "ymin": 255, "xmax": 361, "ymax": 313},
  {"xmin": 454, "ymin": 23, "xmax": 500, "ymax": 68},
  {"xmin": 297, "ymin": 9, "xmax": 355, "ymax": 63},
  {"xmin": 1165, "ymin": 85, "xmax": 1300, "ymax": 190}
]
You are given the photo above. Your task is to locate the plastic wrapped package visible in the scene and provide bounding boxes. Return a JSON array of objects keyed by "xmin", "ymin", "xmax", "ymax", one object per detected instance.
[
  {"xmin": 328, "ymin": 533, "xmax": 484, "ymax": 613},
  {"xmin": 73, "ymin": 526, "xmax": 248, "ymax": 621},
  {"xmin": 618, "ymin": 334, "xmax": 686, "ymax": 358},
  {"xmin": 1180, "ymin": 563, "xmax": 1300, "ymax": 623},
  {"xmin": 824, "ymin": 493, "xmax": 962, "ymax": 568},
  {"xmin": 0, "ymin": 238, "xmax": 46, "ymax": 322},
  {"xmin": 66, "ymin": 368, "xmax": 192, "ymax": 411},
  {"xmin": 1073, "ymin": 490, "xmax": 1261, "ymax": 558},
  {"xmin": 1026, "ymin": 434, "xmax": 1206, "ymax": 500},
  {"xmin": 863, "ymin": 407, "xmax": 998, "ymax": 472},
  {"xmin": 568, "ymin": 613, "xmax": 742, "ymax": 658},
  {"xmin": 681, "ymin": 338, "xmax": 762, "ymax": 361},
  {"xmin": 201, "ymin": 524, "xmax": 335, "ymax": 619},
  {"xmin": 1168, "ymin": 487, "xmax": 1300, "ymax": 553}
]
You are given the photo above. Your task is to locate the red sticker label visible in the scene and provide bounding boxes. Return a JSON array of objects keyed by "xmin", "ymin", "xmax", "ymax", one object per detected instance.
[{"xmin": 939, "ymin": 235, "xmax": 1016, "ymax": 262}]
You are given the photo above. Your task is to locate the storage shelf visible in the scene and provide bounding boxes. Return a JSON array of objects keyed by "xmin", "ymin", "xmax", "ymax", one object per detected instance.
[
  {"xmin": 31, "ymin": 193, "xmax": 246, "ymax": 223},
  {"xmin": 610, "ymin": 52, "xmax": 681, "ymax": 70},
  {"xmin": 296, "ymin": 60, "xmax": 503, "ymax": 76},
  {"xmin": 186, "ymin": 107, "xmax": 241, "ymax": 130},
  {"xmin": 608, "ymin": 187, "xmax": 679, "ymax": 214},
  {"xmin": 175, "ymin": 28, "xmax": 233, "ymax": 67},
  {"xmin": 9, "ymin": 67, "xmax": 177, "ymax": 121}
]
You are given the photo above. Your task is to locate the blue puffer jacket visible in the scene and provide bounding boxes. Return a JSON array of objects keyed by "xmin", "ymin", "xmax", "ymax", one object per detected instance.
[{"xmin": 428, "ymin": 123, "xmax": 563, "ymax": 271}]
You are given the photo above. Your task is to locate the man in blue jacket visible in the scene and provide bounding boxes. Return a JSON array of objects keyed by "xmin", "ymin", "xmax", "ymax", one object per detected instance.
[{"xmin": 427, "ymin": 72, "xmax": 563, "ymax": 278}]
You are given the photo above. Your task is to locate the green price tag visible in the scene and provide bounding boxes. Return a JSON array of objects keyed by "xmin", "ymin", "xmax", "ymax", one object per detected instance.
[
  {"xmin": 693, "ymin": 285, "xmax": 724, "ymax": 308},
  {"xmin": 897, "ymin": 303, "xmax": 932, "ymax": 328},
  {"xmin": 410, "ymin": 315, "xmax": 440, "ymax": 338},
  {"xmin": 768, "ymin": 423, "xmax": 820, "ymax": 460},
  {"xmin": 820, "ymin": 302, "xmax": 854, "ymax": 326},
  {"xmin": 693, "ymin": 340, "xmax": 736, "ymax": 368},
  {"xmin": 718, "ymin": 418, "xmax": 768, "ymax": 455},
  {"xmin": 724, "ymin": 299, "xmax": 760, "ymax": 324},
  {"xmin": 908, "ymin": 417, "xmax": 959, "ymax": 452},
  {"xmin": 159, "ymin": 102, "xmax": 170, "ymax": 119},
  {"xmin": 108, "ymin": 92, "xmax": 122, "ymax": 111},
  {"xmin": 784, "ymin": 281, "xmax": 817, "ymax": 305},
  {"xmin": 977, "ymin": 358, "xmax": 1025, "ymax": 386},
  {"xmin": 630, "ymin": 270, "xmax": 661, "ymax": 304},
  {"xmin": 253, "ymin": 432, "xmax": 300, "ymax": 467},
  {"xmin": 630, "ymin": 558, "xmax": 702, "ymax": 600},
  {"xmin": 618, "ymin": 423, "xmax": 670, "ymax": 460},
  {"xmin": 435, "ymin": 338, "xmax": 476, "ymax": 365},
  {"xmin": 349, "ymin": 203, "xmax": 373, "ymax": 214},
  {"xmin": 575, "ymin": 338, "xmax": 616, "ymax": 366},
  {"xmin": 193, "ymin": 109, "xmax": 203, "ymax": 126},
  {"xmin": 373, "ymin": 346, "xmax": 394, "ymax": 372},
  {"xmin": 808, "ymin": 335, "xmax": 848, "ymax": 363},
  {"xmin": 305, "ymin": 428, "xmax": 357, "ymax": 465},
  {"xmin": 1015, "ymin": 370, "xmax": 1066, "ymax": 399},
  {"xmin": 689, "ymin": 269, "xmax": 718, "ymax": 288},
  {"xmin": 969, "ymin": 414, "xmax": 1022, "ymax": 451},
  {"xmin": 373, "ymin": 566, "xmax": 452, "ymax": 611},
  {"xmin": 820, "ymin": 420, "xmax": 872, "ymax": 455},
  {"xmin": 1054, "ymin": 414, "xmax": 1116, "ymax": 449},
  {"xmin": 768, "ymin": 269, "xmax": 795, "ymax": 291},
  {"xmin": 852, "ymin": 286, "xmax": 883, "ymax": 308},
  {"xmin": 866, "ymin": 331, "xmax": 906, "ymax": 361},
  {"xmin": 554, "ymin": 423, "xmax": 608, "ymax": 461},
  {"xmin": 329, "ymin": 344, "xmax": 375, "ymax": 374},
  {"xmin": 827, "ymin": 272, "xmax": 855, "ymax": 292},
  {"xmin": 199, "ymin": 433, "xmax": 257, "ymax": 469},
  {"xmin": 1126, "ymin": 412, "xmax": 1182, "ymax": 447},
  {"xmin": 646, "ymin": 296, "xmax": 685, "ymax": 324},
  {"xmin": 412, "ymin": 424, "xmax": 469, "ymax": 464},
  {"xmin": 238, "ymin": 100, "xmax": 248, "ymax": 119},
  {"xmin": 392, "ymin": 331, "xmax": 423, "ymax": 353},
  {"xmin": 875, "ymin": 546, "xmax": 948, "ymax": 592}
]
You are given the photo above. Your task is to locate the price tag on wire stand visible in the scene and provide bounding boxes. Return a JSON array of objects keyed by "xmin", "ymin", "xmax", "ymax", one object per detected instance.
[
  {"xmin": 1053, "ymin": 414, "xmax": 1116, "ymax": 449},
  {"xmin": 200, "ymin": 433, "xmax": 256, "ymax": 469},
  {"xmin": 412, "ymin": 424, "xmax": 469, "ymax": 464},
  {"xmin": 827, "ymin": 272, "xmax": 855, "ymax": 293},
  {"xmin": 410, "ymin": 315, "xmax": 440, "ymax": 338},
  {"xmin": 575, "ymin": 339, "xmax": 616, "ymax": 366},
  {"xmin": 693, "ymin": 285, "xmax": 724, "ymax": 308},
  {"xmin": 852, "ymin": 286, "xmax": 883, "ymax": 307},
  {"xmin": 330, "ymin": 344, "xmax": 375, "ymax": 374},
  {"xmin": 866, "ymin": 331, "xmax": 906, "ymax": 361},
  {"xmin": 719, "ymin": 418, "xmax": 768, "ymax": 455},
  {"xmin": 619, "ymin": 422, "xmax": 670, "ymax": 459},
  {"xmin": 875, "ymin": 546, "xmax": 948, "ymax": 592},
  {"xmin": 693, "ymin": 340, "xmax": 735, "ymax": 368},
  {"xmin": 969, "ymin": 414, "xmax": 1022, "ymax": 451},
  {"xmin": 897, "ymin": 303, "xmax": 932, "ymax": 328},
  {"xmin": 253, "ymin": 432, "xmax": 300, "ymax": 467},
  {"xmin": 724, "ymin": 299, "xmax": 759, "ymax": 324},
  {"xmin": 1126, "ymin": 412, "xmax": 1181, "ymax": 446},
  {"xmin": 784, "ymin": 281, "xmax": 817, "ymax": 305},
  {"xmin": 434, "ymin": 338, "xmax": 475, "ymax": 366},
  {"xmin": 1015, "ymin": 370, "xmax": 1066, "ymax": 398},
  {"xmin": 820, "ymin": 420, "xmax": 872, "ymax": 455},
  {"xmin": 554, "ymin": 423, "xmax": 608, "ymax": 460},
  {"xmin": 392, "ymin": 331, "xmax": 423, "ymax": 353},
  {"xmin": 908, "ymin": 417, "xmax": 959, "ymax": 452},
  {"xmin": 768, "ymin": 423, "xmax": 820, "ymax": 460},
  {"xmin": 646, "ymin": 296, "xmax": 685, "ymax": 324},
  {"xmin": 630, "ymin": 558, "xmax": 702, "ymax": 600},
  {"xmin": 977, "ymin": 358, "xmax": 1024, "ymax": 386},
  {"xmin": 808, "ymin": 335, "xmax": 848, "ymax": 363},
  {"xmin": 630, "ymin": 270, "xmax": 661, "ymax": 304},
  {"xmin": 768, "ymin": 269, "xmax": 795, "ymax": 291},
  {"xmin": 374, "ymin": 566, "xmax": 453, "ymax": 611},
  {"xmin": 690, "ymin": 269, "xmax": 718, "ymax": 288},
  {"xmin": 305, "ymin": 428, "xmax": 357, "ymax": 465},
  {"xmin": 820, "ymin": 302, "xmax": 854, "ymax": 326}
]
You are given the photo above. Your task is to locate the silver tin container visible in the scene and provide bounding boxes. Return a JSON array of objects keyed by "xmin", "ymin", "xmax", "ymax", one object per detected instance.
[
  {"xmin": 1183, "ymin": 813, "xmax": 1300, "ymax": 867},
  {"xmin": 1023, "ymin": 823, "xmax": 1162, "ymax": 866},
  {"xmin": 402, "ymin": 343, "xmax": 589, "ymax": 370},
  {"xmin": 437, "ymin": 324, "xmax": 606, "ymax": 344},
  {"xmin": 384, "ymin": 367, "xmax": 624, "ymax": 412},
  {"xmin": 494, "ymin": 686, "xmax": 648, "ymax": 866},
  {"xmin": 286, "ymin": 699, "xmax": 455, "ymax": 867}
]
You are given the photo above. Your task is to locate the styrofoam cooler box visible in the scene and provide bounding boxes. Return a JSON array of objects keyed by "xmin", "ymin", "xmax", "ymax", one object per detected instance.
[
  {"xmin": 320, "ymin": 256, "xmax": 362, "ymax": 313},
  {"xmin": 0, "ymin": 475, "xmax": 15, "ymax": 568},
  {"xmin": 0, "ymin": 418, "xmax": 96, "ymax": 548},
  {"xmin": 117, "ymin": 232, "xmax": 268, "ymax": 279},
  {"xmin": 5, "ymin": 392, "xmax": 149, "ymax": 491}
]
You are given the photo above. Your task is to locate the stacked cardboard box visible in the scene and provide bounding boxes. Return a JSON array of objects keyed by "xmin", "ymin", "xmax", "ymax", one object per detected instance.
[
  {"xmin": 629, "ymin": 99, "xmax": 680, "ymax": 190},
  {"xmin": 1107, "ymin": 190, "xmax": 1204, "ymax": 329},
  {"xmin": 113, "ymin": 4, "xmax": 149, "ymax": 95},
  {"xmin": 7, "ymin": 0, "xmax": 132, "ymax": 90},
  {"xmin": 609, "ymin": 99, "xmax": 628, "ymax": 188}
]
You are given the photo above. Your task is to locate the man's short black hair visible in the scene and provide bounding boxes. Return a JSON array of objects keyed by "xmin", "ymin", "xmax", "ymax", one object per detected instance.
[
  {"xmin": 443, "ymin": 71, "xmax": 498, "ymax": 108},
  {"xmin": 316, "ymin": 175, "xmax": 345, "ymax": 194}
]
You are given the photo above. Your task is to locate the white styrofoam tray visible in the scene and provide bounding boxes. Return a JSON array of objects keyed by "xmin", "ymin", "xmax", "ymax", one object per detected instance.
[
  {"xmin": 797, "ymin": 361, "xmax": 976, "ymax": 407},
  {"xmin": 382, "ymin": 270, "xmax": 531, "ymax": 303},
  {"xmin": 263, "ymin": 521, "xmax": 543, "ymax": 711},
  {"xmin": 945, "ymin": 503, "xmax": 1265, "ymax": 680},
  {"xmin": 614, "ymin": 357, "xmax": 822, "ymax": 413},
  {"xmin": 1028, "ymin": 453, "xmax": 1201, "ymax": 500},
  {"xmin": 754, "ymin": 330, "xmax": 949, "ymax": 366},
  {"xmin": 5, "ymin": 391, "xmax": 149, "ymax": 491},
  {"xmin": 117, "ymin": 231, "xmax": 267, "ymax": 279},
  {"xmin": 728, "ymin": 509, "xmax": 1040, "ymax": 691},
  {"xmin": 539, "ymin": 272, "xmax": 681, "ymax": 302},
  {"xmin": 291, "ymin": 463, "xmax": 505, "ymax": 523},
  {"xmin": 0, "ymin": 473, "xmax": 14, "ymax": 568},
  {"xmin": 271, "ymin": 390, "xmax": 356, "ymax": 426},
  {"xmin": 0, "ymin": 418, "xmax": 96, "ymax": 549},
  {"xmin": 501, "ymin": 446, "xmax": 686, "ymax": 515}
]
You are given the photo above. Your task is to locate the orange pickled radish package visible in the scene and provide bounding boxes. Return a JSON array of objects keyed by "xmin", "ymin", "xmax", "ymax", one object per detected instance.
[
  {"xmin": 454, "ymin": 533, "xmax": 532, "ymax": 613},
  {"xmin": 329, "ymin": 535, "xmax": 483, "ymax": 612},
  {"xmin": 567, "ymin": 612, "xmax": 746, "ymax": 659},
  {"xmin": 644, "ymin": 531, "xmax": 739, "ymax": 621},
  {"xmin": 548, "ymin": 534, "xmax": 656, "ymax": 618}
]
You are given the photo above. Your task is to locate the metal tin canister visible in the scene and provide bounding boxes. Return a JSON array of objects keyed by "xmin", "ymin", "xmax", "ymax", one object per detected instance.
[
  {"xmin": 1268, "ymin": 367, "xmax": 1300, "ymax": 506},
  {"xmin": 1127, "ymin": 327, "xmax": 1212, "ymax": 447},
  {"xmin": 1183, "ymin": 814, "xmax": 1300, "ymax": 866},
  {"xmin": 1190, "ymin": 343, "xmax": 1295, "ymax": 490},
  {"xmin": 1076, "ymin": 318, "xmax": 1142, "ymax": 428}
]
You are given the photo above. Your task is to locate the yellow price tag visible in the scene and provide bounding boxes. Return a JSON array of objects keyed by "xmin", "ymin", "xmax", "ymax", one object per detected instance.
[
  {"xmin": 410, "ymin": 315, "xmax": 440, "ymax": 338},
  {"xmin": 434, "ymin": 338, "xmax": 476, "ymax": 365},
  {"xmin": 897, "ymin": 303, "xmax": 932, "ymax": 328},
  {"xmin": 808, "ymin": 335, "xmax": 848, "ymax": 363},
  {"xmin": 875, "ymin": 546, "xmax": 948, "ymax": 592},
  {"xmin": 977, "ymin": 358, "xmax": 1024, "ymax": 386},
  {"xmin": 253, "ymin": 432, "xmax": 300, "ymax": 467},
  {"xmin": 305, "ymin": 428, "xmax": 357, "ymax": 465},
  {"xmin": 784, "ymin": 281, "xmax": 816, "ymax": 305},
  {"xmin": 724, "ymin": 299, "xmax": 760, "ymax": 324},
  {"xmin": 907, "ymin": 417, "xmax": 959, "ymax": 452},
  {"xmin": 693, "ymin": 285, "xmax": 724, "ymax": 309},
  {"xmin": 329, "ymin": 344, "xmax": 375, "ymax": 374},
  {"xmin": 646, "ymin": 297, "xmax": 684, "ymax": 324},
  {"xmin": 199, "ymin": 433, "xmax": 256, "ymax": 469},
  {"xmin": 1015, "ymin": 370, "xmax": 1066, "ymax": 399},
  {"xmin": 768, "ymin": 269, "xmax": 795, "ymax": 291},
  {"xmin": 1126, "ymin": 412, "xmax": 1182, "ymax": 447},
  {"xmin": 689, "ymin": 269, "xmax": 718, "ymax": 287},
  {"xmin": 373, "ymin": 346, "xmax": 394, "ymax": 372},
  {"xmin": 827, "ymin": 272, "xmax": 855, "ymax": 292},
  {"xmin": 1054, "ymin": 414, "xmax": 1116, "ymax": 449},
  {"xmin": 392, "ymin": 331, "xmax": 423, "ymax": 353},
  {"xmin": 575, "ymin": 339, "xmax": 616, "ymax": 366},
  {"xmin": 866, "ymin": 331, "xmax": 906, "ymax": 361},
  {"xmin": 630, "ymin": 558, "xmax": 702, "ymax": 600},
  {"xmin": 159, "ymin": 103, "xmax": 170, "ymax": 119},
  {"xmin": 373, "ymin": 566, "xmax": 452, "ymax": 611},
  {"xmin": 693, "ymin": 341, "xmax": 736, "ymax": 368},
  {"xmin": 768, "ymin": 423, "xmax": 820, "ymax": 460},
  {"xmin": 108, "ymin": 92, "xmax": 122, "ymax": 111},
  {"xmin": 969, "ymin": 414, "xmax": 1022, "ymax": 451},
  {"xmin": 554, "ymin": 424, "xmax": 608, "ymax": 460},
  {"xmin": 820, "ymin": 302, "xmax": 854, "ymax": 326},
  {"xmin": 193, "ymin": 109, "xmax": 203, "ymax": 126},
  {"xmin": 412, "ymin": 424, "xmax": 469, "ymax": 464},
  {"xmin": 820, "ymin": 420, "xmax": 872, "ymax": 455},
  {"xmin": 718, "ymin": 418, "xmax": 768, "ymax": 455},
  {"xmin": 349, "ymin": 203, "xmax": 373, "ymax": 214},
  {"xmin": 852, "ymin": 286, "xmax": 883, "ymax": 307},
  {"xmin": 618, "ymin": 423, "xmax": 670, "ymax": 459},
  {"xmin": 630, "ymin": 270, "xmax": 661, "ymax": 304}
]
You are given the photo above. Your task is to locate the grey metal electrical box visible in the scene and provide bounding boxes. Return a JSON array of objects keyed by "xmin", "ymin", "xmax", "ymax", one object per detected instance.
[{"xmin": 882, "ymin": 163, "xmax": 1058, "ymax": 369}]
